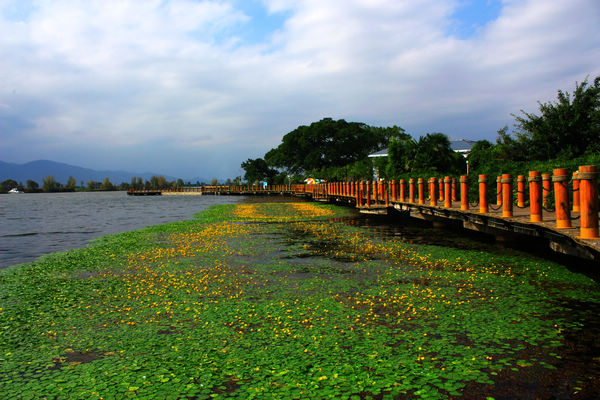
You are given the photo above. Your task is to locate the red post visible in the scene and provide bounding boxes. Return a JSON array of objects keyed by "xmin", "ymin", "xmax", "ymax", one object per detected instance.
[
  {"xmin": 418, "ymin": 178, "xmax": 424, "ymax": 205},
  {"xmin": 501, "ymin": 174, "xmax": 513, "ymax": 217},
  {"xmin": 391, "ymin": 180, "xmax": 398, "ymax": 202},
  {"xmin": 479, "ymin": 175, "xmax": 489, "ymax": 213},
  {"xmin": 542, "ymin": 173, "xmax": 551, "ymax": 208},
  {"xmin": 578, "ymin": 165, "xmax": 599, "ymax": 239},
  {"xmin": 460, "ymin": 175, "xmax": 469, "ymax": 211},
  {"xmin": 572, "ymin": 172, "xmax": 580, "ymax": 212},
  {"xmin": 385, "ymin": 183, "xmax": 389, "ymax": 207},
  {"xmin": 379, "ymin": 180, "xmax": 385, "ymax": 202},
  {"xmin": 444, "ymin": 176, "xmax": 451, "ymax": 208},
  {"xmin": 553, "ymin": 168, "xmax": 571, "ymax": 229},
  {"xmin": 429, "ymin": 178, "xmax": 437, "ymax": 206},
  {"xmin": 399, "ymin": 179, "xmax": 406, "ymax": 202},
  {"xmin": 496, "ymin": 176, "xmax": 502, "ymax": 206},
  {"xmin": 356, "ymin": 182, "xmax": 361, "ymax": 206},
  {"xmin": 409, "ymin": 179, "xmax": 415, "ymax": 203},
  {"xmin": 517, "ymin": 175, "xmax": 526, "ymax": 208},
  {"xmin": 529, "ymin": 171, "xmax": 542, "ymax": 222},
  {"xmin": 438, "ymin": 178, "xmax": 444, "ymax": 201},
  {"xmin": 366, "ymin": 183, "xmax": 371, "ymax": 208}
]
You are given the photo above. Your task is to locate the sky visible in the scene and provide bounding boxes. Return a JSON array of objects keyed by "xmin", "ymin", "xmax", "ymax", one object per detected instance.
[{"xmin": 1, "ymin": 0, "xmax": 599, "ymax": 181}]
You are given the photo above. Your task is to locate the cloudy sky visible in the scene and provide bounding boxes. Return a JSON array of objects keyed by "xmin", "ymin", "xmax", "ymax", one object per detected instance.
[{"xmin": 1, "ymin": 0, "xmax": 599, "ymax": 180}]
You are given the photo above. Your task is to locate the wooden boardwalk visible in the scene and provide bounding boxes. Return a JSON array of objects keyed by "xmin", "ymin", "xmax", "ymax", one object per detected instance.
[{"xmin": 127, "ymin": 182, "xmax": 600, "ymax": 262}]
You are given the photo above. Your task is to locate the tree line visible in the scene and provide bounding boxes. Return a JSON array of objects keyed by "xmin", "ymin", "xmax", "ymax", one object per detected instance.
[
  {"xmin": 242, "ymin": 76, "xmax": 600, "ymax": 184},
  {"xmin": 0, "ymin": 175, "xmax": 202, "ymax": 194}
]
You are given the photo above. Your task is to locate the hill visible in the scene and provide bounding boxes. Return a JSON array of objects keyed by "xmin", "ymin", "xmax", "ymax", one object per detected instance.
[{"xmin": 0, "ymin": 160, "xmax": 177, "ymax": 185}]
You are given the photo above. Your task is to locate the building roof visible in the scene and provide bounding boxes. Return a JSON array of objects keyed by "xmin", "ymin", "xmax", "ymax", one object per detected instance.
[{"xmin": 368, "ymin": 139, "xmax": 476, "ymax": 158}]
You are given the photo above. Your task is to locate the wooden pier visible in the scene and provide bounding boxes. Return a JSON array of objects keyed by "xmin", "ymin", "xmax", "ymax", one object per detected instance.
[{"xmin": 127, "ymin": 166, "xmax": 600, "ymax": 262}]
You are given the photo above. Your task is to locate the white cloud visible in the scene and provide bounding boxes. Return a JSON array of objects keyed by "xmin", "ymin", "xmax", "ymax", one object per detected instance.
[{"xmin": 0, "ymin": 0, "xmax": 599, "ymax": 178}]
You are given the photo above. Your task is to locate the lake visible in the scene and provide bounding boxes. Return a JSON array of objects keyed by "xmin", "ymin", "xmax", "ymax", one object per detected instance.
[{"xmin": 0, "ymin": 192, "xmax": 243, "ymax": 269}]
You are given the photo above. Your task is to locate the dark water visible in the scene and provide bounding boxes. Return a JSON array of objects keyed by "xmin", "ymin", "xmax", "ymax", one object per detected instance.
[{"xmin": 0, "ymin": 192, "xmax": 243, "ymax": 269}]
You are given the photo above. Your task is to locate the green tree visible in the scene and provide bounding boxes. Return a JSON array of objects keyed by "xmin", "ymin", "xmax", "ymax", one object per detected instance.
[
  {"xmin": 65, "ymin": 176, "xmax": 77, "ymax": 191},
  {"xmin": 241, "ymin": 158, "xmax": 277, "ymax": 184},
  {"xmin": 513, "ymin": 75, "xmax": 600, "ymax": 160},
  {"xmin": 265, "ymin": 118, "xmax": 388, "ymax": 174},
  {"xmin": 467, "ymin": 140, "xmax": 494, "ymax": 172},
  {"xmin": 42, "ymin": 175, "xmax": 59, "ymax": 192},
  {"xmin": 26, "ymin": 180, "xmax": 39, "ymax": 192},
  {"xmin": 1, "ymin": 179, "xmax": 18, "ymax": 193},
  {"xmin": 411, "ymin": 133, "xmax": 465, "ymax": 174},
  {"xmin": 100, "ymin": 177, "xmax": 114, "ymax": 191},
  {"xmin": 385, "ymin": 132, "xmax": 417, "ymax": 177}
]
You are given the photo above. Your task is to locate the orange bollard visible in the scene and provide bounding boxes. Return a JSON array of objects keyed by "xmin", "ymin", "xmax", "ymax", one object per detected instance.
[
  {"xmin": 572, "ymin": 172, "xmax": 580, "ymax": 212},
  {"xmin": 444, "ymin": 176, "xmax": 452, "ymax": 208},
  {"xmin": 399, "ymin": 179, "xmax": 406, "ymax": 202},
  {"xmin": 418, "ymin": 178, "xmax": 424, "ymax": 205},
  {"xmin": 501, "ymin": 174, "xmax": 513, "ymax": 217},
  {"xmin": 529, "ymin": 171, "xmax": 542, "ymax": 222},
  {"xmin": 366, "ymin": 183, "xmax": 371, "ymax": 208},
  {"xmin": 438, "ymin": 178, "xmax": 444, "ymax": 201},
  {"xmin": 429, "ymin": 178, "xmax": 437, "ymax": 206},
  {"xmin": 391, "ymin": 180, "xmax": 398, "ymax": 202},
  {"xmin": 553, "ymin": 168, "xmax": 571, "ymax": 229},
  {"xmin": 452, "ymin": 178, "xmax": 457, "ymax": 202},
  {"xmin": 357, "ymin": 182, "xmax": 362, "ymax": 206},
  {"xmin": 379, "ymin": 180, "xmax": 385, "ymax": 202},
  {"xmin": 372, "ymin": 181, "xmax": 378, "ymax": 204},
  {"xmin": 479, "ymin": 175, "xmax": 489, "ymax": 213},
  {"xmin": 542, "ymin": 173, "xmax": 551, "ymax": 208},
  {"xmin": 460, "ymin": 176, "xmax": 469, "ymax": 211},
  {"xmin": 409, "ymin": 178, "xmax": 415, "ymax": 203},
  {"xmin": 385, "ymin": 183, "xmax": 389, "ymax": 207},
  {"xmin": 496, "ymin": 176, "xmax": 502, "ymax": 206},
  {"xmin": 517, "ymin": 175, "xmax": 526, "ymax": 208},
  {"xmin": 578, "ymin": 165, "xmax": 599, "ymax": 239}
]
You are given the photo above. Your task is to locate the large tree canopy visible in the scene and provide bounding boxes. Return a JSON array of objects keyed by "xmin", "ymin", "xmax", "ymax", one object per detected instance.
[
  {"xmin": 264, "ymin": 118, "xmax": 394, "ymax": 174},
  {"xmin": 513, "ymin": 75, "xmax": 600, "ymax": 160},
  {"xmin": 241, "ymin": 158, "xmax": 277, "ymax": 184}
]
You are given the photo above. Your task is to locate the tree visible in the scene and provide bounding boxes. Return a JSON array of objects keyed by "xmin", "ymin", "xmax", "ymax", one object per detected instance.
[
  {"xmin": 42, "ymin": 175, "xmax": 59, "ymax": 192},
  {"xmin": 385, "ymin": 132, "xmax": 417, "ymax": 177},
  {"xmin": 100, "ymin": 177, "xmax": 114, "ymax": 191},
  {"xmin": 241, "ymin": 158, "xmax": 277, "ymax": 184},
  {"xmin": 26, "ymin": 180, "xmax": 39, "ymax": 192},
  {"xmin": 513, "ymin": 75, "xmax": 600, "ymax": 160},
  {"xmin": 66, "ymin": 176, "xmax": 77, "ymax": 191},
  {"xmin": 1, "ymin": 179, "xmax": 18, "ymax": 192},
  {"xmin": 467, "ymin": 140, "xmax": 494, "ymax": 172},
  {"xmin": 411, "ymin": 133, "xmax": 465, "ymax": 174},
  {"xmin": 264, "ymin": 118, "xmax": 388, "ymax": 174}
]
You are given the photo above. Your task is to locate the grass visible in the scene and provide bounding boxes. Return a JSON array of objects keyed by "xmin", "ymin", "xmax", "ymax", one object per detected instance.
[{"xmin": 0, "ymin": 202, "xmax": 598, "ymax": 399}]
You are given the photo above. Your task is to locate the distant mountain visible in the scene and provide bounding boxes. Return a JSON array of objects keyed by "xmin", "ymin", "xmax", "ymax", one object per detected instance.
[{"xmin": 0, "ymin": 160, "xmax": 177, "ymax": 185}]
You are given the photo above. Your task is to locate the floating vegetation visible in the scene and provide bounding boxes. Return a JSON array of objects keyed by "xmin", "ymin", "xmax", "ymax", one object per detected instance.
[{"xmin": 0, "ymin": 202, "xmax": 598, "ymax": 399}]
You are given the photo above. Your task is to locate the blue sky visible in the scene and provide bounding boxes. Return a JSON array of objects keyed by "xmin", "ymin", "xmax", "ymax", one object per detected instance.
[{"xmin": 1, "ymin": 0, "xmax": 599, "ymax": 181}]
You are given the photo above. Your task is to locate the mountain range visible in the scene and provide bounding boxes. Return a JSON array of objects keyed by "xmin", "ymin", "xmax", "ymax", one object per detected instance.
[{"xmin": 0, "ymin": 160, "xmax": 182, "ymax": 185}]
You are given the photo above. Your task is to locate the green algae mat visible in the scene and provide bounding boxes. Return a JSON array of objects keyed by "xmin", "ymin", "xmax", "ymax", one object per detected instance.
[{"xmin": 1, "ymin": 202, "xmax": 599, "ymax": 399}]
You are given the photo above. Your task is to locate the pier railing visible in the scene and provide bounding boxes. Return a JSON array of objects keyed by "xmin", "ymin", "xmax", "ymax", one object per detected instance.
[{"xmin": 128, "ymin": 164, "xmax": 599, "ymax": 240}]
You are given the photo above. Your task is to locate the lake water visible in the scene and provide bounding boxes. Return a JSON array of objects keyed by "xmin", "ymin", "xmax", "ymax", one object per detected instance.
[{"xmin": 0, "ymin": 192, "xmax": 243, "ymax": 269}]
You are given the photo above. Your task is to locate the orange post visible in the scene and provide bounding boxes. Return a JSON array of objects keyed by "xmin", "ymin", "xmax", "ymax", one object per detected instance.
[
  {"xmin": 399, "ymin": 179, "xmax": 406, "ymax": 202},
  {"xmin": 553, "ymin": 168, "xmax": 571, "ymax": 229},
  {"xmin": 517, "ymin": 175, "xmax": 526, "ymax": 208},
  {"xmin": 501, "ymin": 174, "xmax": 513, "ymax": 217},
  {"xmin": 479, "ymin": 175, "xmax": 489, "ymax": 213},
  {"xmin": 451, "ymin": 178, "xmax": 457, "ymax": 202},
  {"xmin": 391, "ymin": 180, "xmax": 398, "ymax": 202},
  {"xmin": 385, "ymin": 183, "xmax": 389, "ymax": 207},
  {"xmin": 409, "ymin": 178, "xmax": 415, "ymax": 203},
  {"xmin": 379, "ymin": 180, "xmax": 385, "ymax": 202},
  {"xmin": 438, "ymin": 178, "xmax": 444, "ymax": 201},
  {"xmin": 444, "ymin": 176, "xmax": 452, "ymax": 208},
  {"xmin": 578, "ymin": 165, "xmax": 599, "ymax": 239},
  {"xmin": 529, "ymin": 171, "xmax": 542, "ymax": 222},
  {"xmin": 373, "ymin": 181, "xmax": 378, "ymax": 203},
  {"xmin": 572, "ymin": 172, "xmax": 580, "ymax": 212},
  {"xmin": 429, "ymin": 178, "xmax": 437, "ymax": 206},
  {"xmin": 418, "ymin": 178, "xmax": 424, "ymax": 205},
  {"xmin": 460, "ymin": 176, "xmax": 469, "ymax": 211},
  {"xmin": 496, "ymin": 176, "xmax": 502, "ymax": 206},
  {"xmin": 366, "ymin": 183, "xmax": 371, "ymax": 208},
  {"xmin": 542, "ymin": 173, "xmax": 551, "ymax": 208}
]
